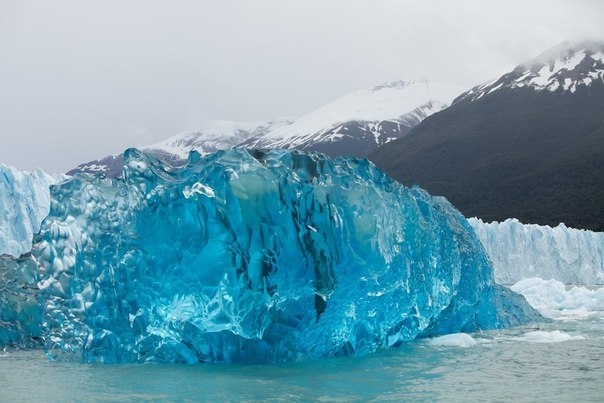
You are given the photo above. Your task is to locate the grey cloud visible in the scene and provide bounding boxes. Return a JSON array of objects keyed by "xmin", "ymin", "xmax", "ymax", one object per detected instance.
[{"xmin": 1, "ymin": 0, "xmax": 603, "ymax": 172}]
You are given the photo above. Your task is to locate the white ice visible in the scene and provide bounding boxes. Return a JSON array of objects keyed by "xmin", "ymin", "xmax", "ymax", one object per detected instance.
[
  {"xmin": 427, "ymin": 333, "xmax": 477, "ymax": 348},
  {"xmin": 520, "ymin": 330, "xmax": 585, "ymax": 343},
  {"xmin": 511, "ymin": 277, "xmax": 604, "ymax": 320},
  {"xmin": 143, "ymin": 118, "xmax": 294, "ymax": 159},
  {"xmin": 0, "ymin": 164, "xmax": 59, "ymax": 257},
  {"xmin": 469, "ymin": 218, "xmax": 604, "ymax": 285}
]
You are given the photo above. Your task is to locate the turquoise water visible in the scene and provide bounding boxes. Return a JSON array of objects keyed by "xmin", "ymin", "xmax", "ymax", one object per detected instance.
[{"xmin": 2, "ymin": 317, "xmax": 603, "ymax": 402}]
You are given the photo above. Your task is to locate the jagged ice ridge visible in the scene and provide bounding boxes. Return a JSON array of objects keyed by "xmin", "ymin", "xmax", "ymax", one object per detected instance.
[{"xmin": 469, "ymin": 218, "xmax": 604, "ymax": 285}]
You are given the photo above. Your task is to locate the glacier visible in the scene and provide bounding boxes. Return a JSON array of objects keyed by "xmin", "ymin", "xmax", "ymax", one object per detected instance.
[
  {"xmin": 0, "ymin": 164, "xmax": 57, "ymax": 257},
  {"xmin": 25, "ymin": 148, "xmax": 538, "ymax": 363},
  {"xmin": 469, "ymin": 218, "xmax": 604, "ymax": 285}
]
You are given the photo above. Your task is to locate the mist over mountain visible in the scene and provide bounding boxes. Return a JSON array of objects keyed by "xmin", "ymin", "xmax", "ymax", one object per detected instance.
[
  {"xmin": 67, "ymin": 80, "xmax": 463, "ymax": 177},
  {"xmin": 370, "ymin": 41, "xmax": 604, "ymax": 231},
  {"xmin": 67, "ymin": 119, "xmax": 293, "ymax": 178},
  {"xmin": 67, "ymin": 41, "xmax": 604, "ymax": 231}
]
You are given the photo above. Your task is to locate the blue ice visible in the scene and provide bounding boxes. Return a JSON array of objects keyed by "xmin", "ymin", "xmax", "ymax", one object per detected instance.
[{"xmin": 28, "ymin": 148, "xmax": 539, "ymax": 363}]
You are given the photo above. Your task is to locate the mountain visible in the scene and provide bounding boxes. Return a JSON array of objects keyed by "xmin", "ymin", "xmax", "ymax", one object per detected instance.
[
  {"xmin": 241, "ymin": 80, "xmax": 465, "ymax": 157},
  {"xmin": 67, "ymin": 119, "xmax": 292, "ymax": 177},
  {"xmin": 68, "ymin": 80, "xmax": 464, "ymax": 177},
  {"xmin": 143, "ymin": 118, "xmax": 294, "ymax": 159},
  {"xmin": 370, "ymin": 41, "xmax": 604, "ymax": 231},
  {"xmin": 456, "ymin": 41, "xmax": 604, "ymax": 102}
]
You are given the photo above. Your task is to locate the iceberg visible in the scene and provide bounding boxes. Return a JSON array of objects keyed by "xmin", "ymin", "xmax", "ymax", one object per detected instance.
[
  {"xmin": 28, "ymin": 149, "xmax": 538, "ymax": 363},
  {"xmin": 0, "ymin": 164, "xmax": 58, "ymax": 257},
  {"xmin": 469, "ymin": 218, "xmax": 604, "ymax": 285}
]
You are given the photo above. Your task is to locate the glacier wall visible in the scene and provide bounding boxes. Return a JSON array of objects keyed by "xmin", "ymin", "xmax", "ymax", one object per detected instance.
[
  {"xmin": 469, "ymin": 218, "xmax": 604, "ymax": 285},
  {"xmin": 0, "ymin": 164, "xmax": 57, "ymax": 257},
  {"xmin": 31, "ymin": 149, "xmax": 538, "ymax": 363}
]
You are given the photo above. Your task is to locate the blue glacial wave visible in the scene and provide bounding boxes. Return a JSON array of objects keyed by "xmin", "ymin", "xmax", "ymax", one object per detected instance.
[{"xmin": 11, "ymin": 148, "xmax": 539, "ymax": 363}]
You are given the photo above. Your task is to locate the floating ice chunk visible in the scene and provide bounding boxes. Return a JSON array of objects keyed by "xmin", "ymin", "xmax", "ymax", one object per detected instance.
[
  {"xmin": 511, "ymin": 277, "xmax": 604, "ymax": 319},
  {"xmin": 521, "ymin": 330, "xmax": 585, "ymax": 343},
  {"xmin": 427, "ymin": 333, "xmax": 477, "ymax": 348}
]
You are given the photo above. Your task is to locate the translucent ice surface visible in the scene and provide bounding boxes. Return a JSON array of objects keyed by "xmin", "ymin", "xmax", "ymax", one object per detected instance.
[
  {"xmin": 32, "ymin": 149, "xmax": 539, "ymax": 363},
  {"xmin": 0, "ymin": 254, "xmax": 42, "ymax": 346}
]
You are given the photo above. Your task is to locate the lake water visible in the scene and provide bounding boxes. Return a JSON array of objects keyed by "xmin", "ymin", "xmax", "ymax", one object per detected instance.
[{"xmin": 2, "ymin": 281, "xmax": 603, "ymax": 402}]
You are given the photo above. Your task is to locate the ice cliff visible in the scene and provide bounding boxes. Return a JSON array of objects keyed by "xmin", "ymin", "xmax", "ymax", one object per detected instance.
[
  {"xmin": 0, "ymin": 164, "xmax": 57, "ymax": 257},
  {"xmin": 469, "ymin": 218, "xmax": 604, "ymax": 285},
  {"xmin": 28, "ymin": 149, "xmax": 538, "ymax": 363}
]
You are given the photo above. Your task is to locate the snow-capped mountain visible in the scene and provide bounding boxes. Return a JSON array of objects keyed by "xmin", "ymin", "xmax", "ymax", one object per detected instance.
[
  {"xmin": 68, "ymin": 80, "xmax": 465, "ymax": 177},
  {"xmin": 371, "ymin": 41, "xmax": 604, "ymax": 231},
  {"xmin": 242, "ymin": 80, "xmax": 465, "ymax": 157},
  {"xmin": 143, "ymin": 118, "xmax": 293, "ymax": 160},
  {"xmin": 456, "ymin": 41, "xmax": 604, "ymax": 103},
  {"xmin": 68, "ymin": 119, "xmax": 292, "ymax": 177}
]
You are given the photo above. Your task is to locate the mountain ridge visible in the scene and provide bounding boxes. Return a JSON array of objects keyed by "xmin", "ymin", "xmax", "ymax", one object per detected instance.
[
  {"xmin": 370, "ymin": 41, "xmax": 604, "ymax": 231},
  {"xmin": 68, "ymin": 79, "xmax": 465, "ymax": 177},
  {"xmin": 455, "ymin": 41, "xmax": 604, "ymax": 103}
]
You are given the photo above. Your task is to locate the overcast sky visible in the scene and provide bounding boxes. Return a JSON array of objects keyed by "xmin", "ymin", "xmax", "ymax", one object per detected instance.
[{"xmin": 1, "ymin": 0, "xmax": 603, "ymax": 173}]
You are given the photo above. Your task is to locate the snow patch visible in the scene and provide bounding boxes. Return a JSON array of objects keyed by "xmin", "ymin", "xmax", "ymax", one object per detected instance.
[
  {"xmin": 246, "ymin": 80, "xmax": 465, "ymax": 149},
  {"xmin": 458, "ymin": 42, "xmax": 604, "ymax": 102},
  {"xmin": 143, "ymin": 118, "xmax": 293, "ymax": 159}
]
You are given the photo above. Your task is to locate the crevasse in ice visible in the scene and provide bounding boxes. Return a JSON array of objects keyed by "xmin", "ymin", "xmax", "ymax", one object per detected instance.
[{"xmin": 33, "ymin": 148, "xmax": 539, "ymax": 363}]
